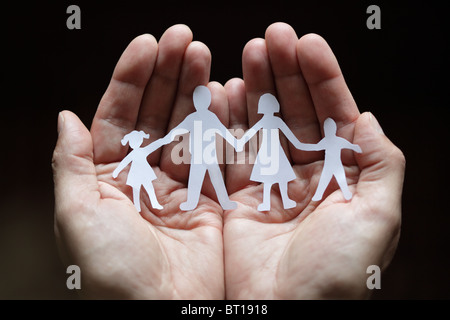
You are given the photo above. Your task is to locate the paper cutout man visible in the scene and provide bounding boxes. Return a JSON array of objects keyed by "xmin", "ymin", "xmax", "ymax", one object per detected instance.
[
  {"xmin": 112, "ymin": 131, "xmax": 164, "ymax": 212},
  {"xmin": 237, "ymin": 93, "xmax": 318, "ymax": 211},
  {"xmin": 310, "ymin": 118, "xmax": 362, "ymax": 201},
  {"xmin": 162, "ymin": 85, "xmax": 239, "ymax": 211}
]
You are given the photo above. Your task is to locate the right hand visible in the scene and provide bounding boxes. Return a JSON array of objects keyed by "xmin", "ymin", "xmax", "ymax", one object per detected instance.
[{"xmin": 52, "ymin": 25, "xmax": 226, "ymax": 299}]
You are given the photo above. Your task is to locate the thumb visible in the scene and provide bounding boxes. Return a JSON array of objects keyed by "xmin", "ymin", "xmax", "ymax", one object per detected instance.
[
  {"xmin": 354, "ymin": 112, "xmax": 405, "ymax": 192},
  {"xmin": 353, "ymin": 112, "xmax": 405, "ymax": 228},
  {"xmin": 52, "ymin": 111, "xmax": 99, "ymax": 216}
]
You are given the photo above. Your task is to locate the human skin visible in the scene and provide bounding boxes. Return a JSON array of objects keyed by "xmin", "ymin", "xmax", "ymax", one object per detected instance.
[{"xmin": 52, "ymin": 23, "xmax": 405, "ymax": 299}]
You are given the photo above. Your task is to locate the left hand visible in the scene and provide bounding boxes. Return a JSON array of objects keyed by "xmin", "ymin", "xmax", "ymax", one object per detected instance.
[{"xmin": 223, "ymin": 23, "xmax": 405, "ymax": 299}]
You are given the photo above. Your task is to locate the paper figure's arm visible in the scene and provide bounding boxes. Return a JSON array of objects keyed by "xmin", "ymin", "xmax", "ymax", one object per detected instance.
[
  {"xmin": 237, "ymin": 120, "xmax": 263, "ymax": 151},
  {"xmin": 112, "ymin": 153, "xmax": 133, "ymax": 178},
  {"xmin": 338, "ymin": 138, "xmax": 362, "ymax": 153},
  {"xmin": 347, "ymin": 142, "xmax": 362, "ymax": 153},
  {"xmin": 141, "ymin": 138, "xmax": 165, "ymax": 156},
  {"xmin": 277, "ymin": 119, "xmax": 323, "ymax": 151},
  {"xmin": 162, "ymin": 116, "xmax": 192, "ymax": 144},
  {"xmin": 350, "ymin": 144, "xmax": 362, "ymax": 153},
  {"xmin": 213, "ymin": 116, "xmax": 239, "ymax": 150},
  {"xmin": 140, "ymin": 116, "xmax": 192, "ymax": 156}
]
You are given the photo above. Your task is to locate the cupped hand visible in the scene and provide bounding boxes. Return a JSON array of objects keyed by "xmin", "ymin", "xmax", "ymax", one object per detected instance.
[
  {"xmin": 223, "ymin": 23, "xmax": 405, "ymax": 299},
  {"xmin": 52, "ymin": 23, "xmax": 405, "ymax": 300},
  {"xmin": 52, "ymin": 25, "xmax": 228, "ymax": 299}
]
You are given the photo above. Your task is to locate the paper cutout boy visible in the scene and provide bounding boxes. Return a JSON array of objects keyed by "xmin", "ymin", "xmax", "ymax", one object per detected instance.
[
  {"xmin": 161, "ymin": 85, "xmax": 239, "ymax": 211},
  {"xmin": 112, "ymin": 131, "xmax": 164, "ymax": 212},
  {"xmin": 310, "ymin": 118, "xmax": 362, "ymax": 201},
  {"xmin": 237, "ymin": 93, "xmax": 318, "ymax": 211}
]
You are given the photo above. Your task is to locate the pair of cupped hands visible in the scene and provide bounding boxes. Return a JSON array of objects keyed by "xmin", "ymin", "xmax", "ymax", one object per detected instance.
[{"xmin": 52, "ymin": 23, "xmax": 405, "ymax": 299}]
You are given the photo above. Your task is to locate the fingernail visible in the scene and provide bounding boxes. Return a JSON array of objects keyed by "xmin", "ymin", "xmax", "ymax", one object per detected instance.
[
  {"xmin": 57, "ymin": 112, "xmax": 65, "ymax": 134},
  {"xmin": 369, "ymin": 112, "xmax": 384, "ymax": 135}
]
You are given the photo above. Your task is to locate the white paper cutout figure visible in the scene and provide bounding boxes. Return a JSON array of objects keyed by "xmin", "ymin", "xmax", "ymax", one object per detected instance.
[
  {"xmin": 162, "ymin": 85, "xmax": 239, "ymax": 211},
  {"xmin": 111, "ymin": 88, "xmax": 363, "ymax": 213},
  {"xmin": 112, "ymin": 131, "xmax": 164, "ymax": 212},
  {"xmin": 310, "ymin": 118, "xmax": 362, "ymax": 201},
  {"xmin": 237, "ymin": 93, "xmax": 318, "ymax": 211}
]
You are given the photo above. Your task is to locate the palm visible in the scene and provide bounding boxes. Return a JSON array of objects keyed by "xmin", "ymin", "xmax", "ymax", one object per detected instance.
[
  {"xmin": 93, "ymin": 163, "xmax": 224, "ymax": 299},
  {"xmin": 225, "ymin": 148, "xmax": 365, "ymax": 299}
]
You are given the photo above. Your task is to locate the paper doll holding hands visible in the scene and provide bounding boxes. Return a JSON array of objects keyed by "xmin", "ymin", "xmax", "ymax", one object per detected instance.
[
  {"xmin": 310, "ymin": 118, "xmax": 362, "ymax": 201},
  {"xmin": 237, "ymin": 93, "xmax": 317, "ymax": 211},
  {"xmin": 112, "ymin": 131, "xmax": 165, "ymax": 212},
  {"xmin": 161, "ymin": 85, "xmax": 239, "ymax": 211}
]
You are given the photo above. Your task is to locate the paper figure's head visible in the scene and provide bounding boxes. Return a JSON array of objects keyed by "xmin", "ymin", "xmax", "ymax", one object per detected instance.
[
  {"xmin": 324, "ymin": 118, "xmax": 337, "ymax": 136},
  {"xmin": 258, "ymin": 93, "xmax": 280, "ymax": 114},
  {"xmin": 121, "ymin": 130, "xmax": 150, "ymax": 149},
  {"xmin": 193, "ymin": 85, "xmax": 211, "ymax": 111}
]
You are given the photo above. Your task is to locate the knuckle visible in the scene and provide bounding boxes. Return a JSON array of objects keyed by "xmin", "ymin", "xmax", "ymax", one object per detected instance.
[
  {"xmin": 383, "ymin": 142, "xmax": 406, "ymax": 173},
  {"xmin": 391, "ymin": 146, "xmax": 406, "ymax": 168},
  {"xmin": 51, "ymin": 148, "xmax": 61, "ymax": 171}
]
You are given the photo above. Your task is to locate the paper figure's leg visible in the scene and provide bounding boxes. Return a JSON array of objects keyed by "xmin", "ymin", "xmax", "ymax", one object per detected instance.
[
  {"xmin": 132, "ymin": 187, "xmax": 141, "ymax": 212},
  {"xmin": 143, "ymin": 182, "xmax": 163, "ymax": 210},
  {"xmin": 207, "ymin": 164, "xmax": 237, "ymax": 210},
  {"xmin": 180, "ymin": 164, "xmax": 206, "ymax": 211},
  {"xmin": 334, "ymin": 167, "xmax": 353, "ymax": 200},
  {"xmin": 312, "ymin": 169, "xmax": 333, "ymax": 202},
  {"xmin": 279, "ymin": 182, "xmax": 296, "ymax": 209},
  {"xmin": 258, "ymin": 183, "xmax": 273, "ymax": 211}
]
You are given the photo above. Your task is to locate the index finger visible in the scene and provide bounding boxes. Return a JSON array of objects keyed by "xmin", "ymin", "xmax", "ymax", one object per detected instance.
[
  {"xmin": 90, "ymin": 34, "xmax": 158, "ymax": 164},
  {"xmin": 296, "ymin": 33, "xmax": 360, "ymax": 139}
]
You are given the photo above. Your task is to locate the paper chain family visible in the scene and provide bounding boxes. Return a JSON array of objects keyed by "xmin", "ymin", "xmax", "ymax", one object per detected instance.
[{"xmin": 112, "ymin": 85, "xmax": 362, "ymax": 212}]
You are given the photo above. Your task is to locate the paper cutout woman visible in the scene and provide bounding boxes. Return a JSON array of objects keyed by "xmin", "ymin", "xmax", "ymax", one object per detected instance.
[
  {"xmin": 310, "ymin": 118, "xmax": 362, "ymax": 201},
  {"xmin": 112, "ymin": 130, "xmax": 164, "ymax": 212},
  {"xmin": 237, "ymin": 93, "xmax": 317, "ymax": 211}
]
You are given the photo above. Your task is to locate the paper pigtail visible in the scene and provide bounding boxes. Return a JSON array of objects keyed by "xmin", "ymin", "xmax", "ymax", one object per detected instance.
[{"xmin": 121, "ymin": 130, "xmax": 150, "ymax": 146}]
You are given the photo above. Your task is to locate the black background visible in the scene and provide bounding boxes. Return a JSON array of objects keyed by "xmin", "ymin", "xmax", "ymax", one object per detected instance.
[{"xmin": 1, "ymin": 0, "xmax": 449, "ymax": 299}]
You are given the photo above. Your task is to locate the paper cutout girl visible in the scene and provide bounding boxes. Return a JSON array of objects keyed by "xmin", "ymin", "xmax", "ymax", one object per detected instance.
[
  {"xmin": 112, "ymin": 130, "xmax": 164, "ymax": 212},
  {"xmin": 237, "ymin": 93, "xmax": 317, "ymax": 211},
  {"xmin": 310, "ymin": 118, "xmax": 362, "ymax": 201}
]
